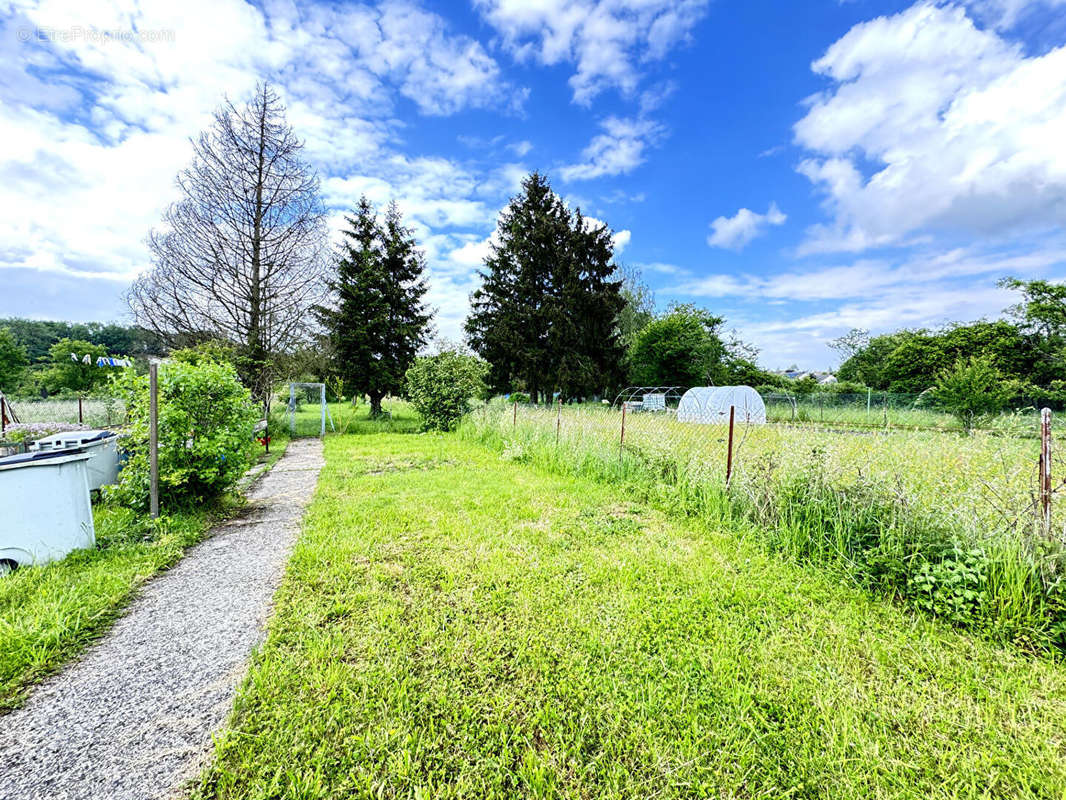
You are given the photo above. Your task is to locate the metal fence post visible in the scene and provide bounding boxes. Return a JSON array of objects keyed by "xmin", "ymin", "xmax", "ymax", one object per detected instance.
[
  {"xmin": 1, "ymin": 395, "xmax": 5, "ymax": 437},
  {"xmin": 320, "ymin": 383, "xmax": 326, "ymax": 438},
  {"xmin": 289, "ymin": 383, "xmax": 295, "ymax": 435},
  {"xmin": 726, "ymin": 405, "xmax": 736, "ymax": 487},
  {"xmin": 149, "ymin": 363, "xmax": 159, "ymax": 520},
  {"xmin": 513, "ymin": 399, "xmax": 517, "ymax": 428},
  {"xmin": 556, "ymin": 396, "xmax": 561, "ymax": 447},
  {"xmin": 78, "ymin": 396, "xmax": 83, "ymax": 424},
  {"xmin": 619, "ymin": 402, "xmax": 626, "ymax": 464},
  {"xmin": 1040, "ymin": 407, "xmax": 1052, "ymax": 537}
]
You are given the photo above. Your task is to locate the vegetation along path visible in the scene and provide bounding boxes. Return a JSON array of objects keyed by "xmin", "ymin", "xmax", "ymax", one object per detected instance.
[
  {"xmin": 0, "ymin": 438, "xmax": 323, "ymax": 800},
  {"xmin": 194, "ymin": 432, "xmax": 1066, "ymax": 799}
]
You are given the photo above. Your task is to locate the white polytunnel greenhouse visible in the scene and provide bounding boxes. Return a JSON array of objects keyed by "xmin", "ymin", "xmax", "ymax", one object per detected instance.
[{"xmin": 676, "ymin": 386, "xmax": 766, "ymax": 425}]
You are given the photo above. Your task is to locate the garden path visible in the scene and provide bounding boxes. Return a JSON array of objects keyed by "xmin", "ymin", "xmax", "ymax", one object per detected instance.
[{"xmin": 0, "ymin": 438, "xmax": 323, "ymax": 800}]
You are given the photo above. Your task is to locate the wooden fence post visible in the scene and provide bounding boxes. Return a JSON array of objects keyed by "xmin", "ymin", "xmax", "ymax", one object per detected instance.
[
  {"xmin": 1, "ymin": 395, "xmax": 5, "ymax": 437},
  {"xmin": 1040, "ymin": 407, "xmax": 1052, "ymax": 537},
  {"xmin": 556, "ymin": 396, "xmax": 561, "ymax": 447},
  {"xmin": 78, "ymin": 396, "xmax": 83, "ymax": 424},
  {"xmin": 513, "ymin": 399, "xmax": 517, "ymax": 428},
  {"xmin": 726, "ymin": 405, "xmax": 736, "ymax": 487},
  {"xmin": 149, "ymin": 363, "xmax": 159, "ymax": 520}
]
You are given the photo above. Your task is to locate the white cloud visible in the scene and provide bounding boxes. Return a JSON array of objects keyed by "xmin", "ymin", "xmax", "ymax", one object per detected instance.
[
  {"xmin": 0, "ymin": 0, "xmax": 527, "ymax": 342},
  {"xmin": 964, "ymin": 0, "xmax": 1066, "ymax": 28},
  {"xmin": 673, "ymin": 244, "xmax": 1066, "ymax": 301},
  {"xmin": 474, "ymin": 0, "xmax": 707, "ymax": 104},
  {"xmin": 661, "ymin": 243, "xmax": 1066, "ymax": 366},
  {"xmin": 560, "ymin": 116, "xmax": 664, "ymax": 181},
  {"xmin": 794, "ymin": 2, "xmax": 1066, "ymax": 255},
  {"xmin": 707, "ymin": 203, "xmax": 786, "ymax": 250},
  {"xmin": 509, "ymin": 140, "xmax": 533, "ymax": 157},
  {"xmin": 637, "ymin": 261, "xmax": 689, "ymax": 276},
  {"xmin": 612, "ymin": 229, "xmax": 631, "ymax": 254}
]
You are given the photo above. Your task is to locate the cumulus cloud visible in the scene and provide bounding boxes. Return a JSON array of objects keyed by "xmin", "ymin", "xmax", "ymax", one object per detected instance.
[
  {"xmin": 560, "ymin": 116, "xmax": 664, "ymax": 181},
  {"xmin": 0, "ymin": 0, "xmax": 530, "ymax": 341},
  {"xmin": 474, "ymin": 0, "xmax": 707, "ymax": 104},
  {"xmin": 706, "ymin": 203, "xmax": 786, "ymax": 250},
  {"xmin": 663, "ymin": 243, "xmax": 1066, "ymax": 366},
  {"xmin": 794, "ymin": 2, "xmax": 1066, "ymax": 255},
  {"xmin": 964, "ymin": 0, "xmax": 1066, "ymax": 28}
]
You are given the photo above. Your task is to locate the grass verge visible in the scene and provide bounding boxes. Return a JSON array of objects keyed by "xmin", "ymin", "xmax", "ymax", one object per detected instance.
[
  {"xmin": 194, "ymin": 432, "xmax": 1066, "ymax": 798},
  {"xmin": 0, "ymin": 433, "xmax": 289, "ymax": 712}
]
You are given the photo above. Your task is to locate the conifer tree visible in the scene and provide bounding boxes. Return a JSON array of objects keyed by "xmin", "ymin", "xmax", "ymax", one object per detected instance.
[
  {"xmin": 465, "ymin": 172, "xmax": 624, "ymax": 401},
  {"xmin": 318, "ymin": 198, "xmax": 432, "ymax": 416}
]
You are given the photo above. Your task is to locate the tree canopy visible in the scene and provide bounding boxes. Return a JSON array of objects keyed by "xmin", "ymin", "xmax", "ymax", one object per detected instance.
[
  {"xmin": 316, "ymin": 197, "xmax": 432, "ymax": 415},
  {"xmin": 0, "ymin": 327, "xmax": 28, "ymax": 392},
  {"xmin": 465, "ymin": 171, "xmax": 625, "ymax": 402},
  {"xmin": 129, "ymin": 83, "xmax": 328, "ymax": 403}
]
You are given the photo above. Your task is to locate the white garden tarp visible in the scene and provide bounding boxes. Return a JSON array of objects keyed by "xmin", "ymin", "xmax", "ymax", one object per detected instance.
[{"xmin": 677, "ymin": 386, "xmax": 766, "ymax": 425}]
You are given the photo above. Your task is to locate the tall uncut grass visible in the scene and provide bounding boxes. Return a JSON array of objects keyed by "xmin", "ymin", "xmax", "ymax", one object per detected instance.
[{"xmin": 461, "ymin": 401, "xmax": 1066, "ymax": 654}]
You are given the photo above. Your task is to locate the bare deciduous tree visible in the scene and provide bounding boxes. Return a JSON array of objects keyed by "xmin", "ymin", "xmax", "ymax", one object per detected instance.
[{"xmin": 129, "ymin": 83, "xmax": 328, "ymax": 404}]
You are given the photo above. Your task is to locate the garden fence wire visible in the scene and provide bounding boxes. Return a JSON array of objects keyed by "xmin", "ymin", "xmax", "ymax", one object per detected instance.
[
  {"xmin": 480, "ymin": 397, "xmax": 1066, "ymax": 556},
  {"xmin": 1, "ymin": 395, "xmax": 125, "ymax": 432}
]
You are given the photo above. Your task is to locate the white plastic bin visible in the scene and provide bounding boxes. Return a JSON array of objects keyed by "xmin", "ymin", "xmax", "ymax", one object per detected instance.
[
  {"xmin": 0, "ymin": 451, "xmax": 95, "ymax": 569},
  {"xmin": 31, "ymin": 430, "xmax": 120, "ymax": 491}
]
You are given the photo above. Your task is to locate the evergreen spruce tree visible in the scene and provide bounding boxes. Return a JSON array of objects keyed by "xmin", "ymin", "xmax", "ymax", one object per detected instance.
[
  {"xmin": 318, "ymin": 197, "xmax": 432, "ymax": 416},
  {"xmin": 465, "ymin": 172, "xmax": 625, "ymax": 401}
]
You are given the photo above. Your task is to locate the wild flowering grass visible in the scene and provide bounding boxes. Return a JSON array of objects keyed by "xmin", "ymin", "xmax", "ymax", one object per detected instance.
[
  {"xmin": 762, "ymin": 393, "xmax": 1046, "ymax": 433},
  {"xmin": 1, "ymin": 421, "xmax": 89, "ymax": 444},
  {"xmin": 7, "ymin": 396, "xmax": 125, "ymax": 428},
  {"xmin": 462, "ymin": 401, "xmax": 1066, "ymax": 653}
]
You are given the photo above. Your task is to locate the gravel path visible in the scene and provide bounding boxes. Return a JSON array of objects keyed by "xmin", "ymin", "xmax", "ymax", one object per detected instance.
[{"xmin": 0, "ymin": 438, "xmax": 324, "ymax": 800}]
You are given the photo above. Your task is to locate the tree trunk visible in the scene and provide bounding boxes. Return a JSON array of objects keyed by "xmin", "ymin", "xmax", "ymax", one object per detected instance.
[
  {"xmin": 369, "ymin": 391, "xmax": 384, "ymax": 417},
  {"xmin": 248, "ymin": 85, "xmax": 266, "ymax": 405}
]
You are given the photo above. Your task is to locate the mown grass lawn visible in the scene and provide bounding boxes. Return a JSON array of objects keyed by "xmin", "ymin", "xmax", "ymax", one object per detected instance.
[
  {"xmin": 0, "ymin": 430, "xmax": 287, "ymax": 712},
  {"xmin": 195, "ymin": 431, "xmax": 1066, "ymax": 799}
]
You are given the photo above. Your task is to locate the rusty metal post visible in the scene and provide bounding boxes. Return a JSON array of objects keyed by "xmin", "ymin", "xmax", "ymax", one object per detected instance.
[
  {"xmin": 726, "ymin": 405, "xmax": 736, "ymax": 487},
  {"xmin": 149, "ymin": 363, "xmax": 159, "ymax": 520},
  {"xmin": 513, "ymin": 399, "xmax": 517, "ymax": 428},
  {"xmin": 1040, "ymin": 407, "xmax": 1052, "ymax": 536},
  {"xmin": 78, "ymin": 396, "xmax": 83, "ymax": 424},
  {"xmin": 555, "ymin": 396, "xmax": 561, "ymax": 447},
  {"xmin": 619, "ymin": 402, "xmax": 626, "ymax": 463}
]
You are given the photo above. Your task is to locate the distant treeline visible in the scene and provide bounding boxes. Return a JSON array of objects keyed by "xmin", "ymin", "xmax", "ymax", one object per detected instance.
[
  {"xmin": 833, "ymin": 279, "xmax": 1066, "ymax": 405},
  {"xmin": 0, "ymin": 318, "xmax": 165, "ymax": 362}
]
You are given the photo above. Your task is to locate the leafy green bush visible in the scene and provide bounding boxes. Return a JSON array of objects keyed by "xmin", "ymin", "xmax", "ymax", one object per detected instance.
[
  {"xmin": 931, "ymin": 355, "xmax": 1016, "ymax": 430},
  {"xmin": 108, "ymin": 360, "xmax": 258, "ymax": 510},
  {"xmin": 405, "ymin": 350, "xmax": 488, "ymax": 431}
]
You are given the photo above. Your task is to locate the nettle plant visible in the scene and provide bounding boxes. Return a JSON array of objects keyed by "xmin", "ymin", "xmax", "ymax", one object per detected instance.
[{"xmin": 108, "ymin": 360, "xmax": 258, "ymax": 510}]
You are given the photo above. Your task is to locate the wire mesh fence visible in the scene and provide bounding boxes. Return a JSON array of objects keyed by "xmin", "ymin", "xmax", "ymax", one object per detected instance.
[
  {"xmin": 762, "ymin": 391, "xmax": 1044, "ymax": 432},
  {"xmin": 2, "ymin": 396, "xmax": 126, "ymax": 429},
  {"xmin": 472, "ymin": 399, "xmax": 1066, "ymax": 551}
]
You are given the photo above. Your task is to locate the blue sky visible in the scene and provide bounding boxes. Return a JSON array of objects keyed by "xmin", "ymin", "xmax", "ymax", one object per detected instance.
[{"xmin": 2, "ymin": 0, "xmax": 1065, "ymax": 368}]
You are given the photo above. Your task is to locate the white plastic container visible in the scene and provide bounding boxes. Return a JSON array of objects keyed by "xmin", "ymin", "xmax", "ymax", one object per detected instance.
[
  {"xmin": 0, "ymin": 451, "xmax": 95, "ymax": 569},
  {"xmin": 31, "ymin": 430, "xmax": 120, "ymax": 491}
]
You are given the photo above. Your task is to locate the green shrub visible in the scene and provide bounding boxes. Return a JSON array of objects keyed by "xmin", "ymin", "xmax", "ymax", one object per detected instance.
[
  {"xmin": 108, "ymin": 360, "xmax": 258, "ymax": 510},
  {"xmin": 931, "ymin": 356, "xmax": 1015, "ymax": 430},
  {"xmin": 510, "ymin": 391, "xmax": 530, "ymax": 404},
  {"xmin": 405, "ymin": 350, "xmax": 488, "ymax": 431}
]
